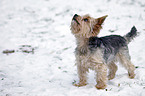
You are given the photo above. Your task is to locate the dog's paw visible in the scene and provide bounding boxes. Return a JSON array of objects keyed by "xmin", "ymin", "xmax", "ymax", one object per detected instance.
[
  {"xmin": 73, "ymin": 82, "xmax": 87, "ymax": 87},
  {"xmin": 108, "ymin": 74, "xmax": 115, "ymax": 80},
  {"xmin": 129, "ymin": 72, "xmax": 135, "ymax": 79},
  {"xmin": 95, "ymin": 83, "xmax": 107, "ymax": 89}
]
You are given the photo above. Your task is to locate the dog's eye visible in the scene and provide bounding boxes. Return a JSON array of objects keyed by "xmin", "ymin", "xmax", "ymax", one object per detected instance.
[{"xmin": 83, "ymin": 18, "xmax": 88, "ymax": 22}]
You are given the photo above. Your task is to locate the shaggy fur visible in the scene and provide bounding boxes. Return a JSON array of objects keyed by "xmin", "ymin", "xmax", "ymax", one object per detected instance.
[{"xmin": 70, "ymin": 14, "xmax": 137, "ymax": 89}]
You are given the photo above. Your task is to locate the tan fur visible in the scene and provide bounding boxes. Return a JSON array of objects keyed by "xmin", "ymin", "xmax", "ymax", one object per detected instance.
[
  {"xmin": 71, "ymin": 14, "xmax": 108, "ymax": 39},
  {"xmin": 71, "ymin": 14, "xmax": 108, "ymax": 89},
  {"xmin": 70, "ymin": 14, "xmax": 135, "ymax": 89},
  {"xmin": 108, "ymin": 62, "xmax": 118, "ymax": 80},
  {"xmin": 117, "ymin": 53, "xmax": 135, "ymax": 78}
]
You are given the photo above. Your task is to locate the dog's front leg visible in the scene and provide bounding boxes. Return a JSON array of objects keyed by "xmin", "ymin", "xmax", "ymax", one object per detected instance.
[
  {"xmin": 74, "ymin": 60, "xmax": 88, "ymax": 87},
  {"xmin": 95, "ymin": 63, "xmax": 107, "ymax": 89}
]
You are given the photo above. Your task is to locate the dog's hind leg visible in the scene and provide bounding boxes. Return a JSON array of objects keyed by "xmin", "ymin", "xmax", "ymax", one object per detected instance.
[
  {"xmin": 118, "ymin": 51, "xmax": 135, "ymax": 79},
  {"xmin": 107, "ymin": 62, "xmax": 118, "ymax": 80}
]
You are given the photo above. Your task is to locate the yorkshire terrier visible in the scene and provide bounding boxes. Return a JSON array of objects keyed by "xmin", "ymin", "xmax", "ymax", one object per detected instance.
[{"xmin": 70, "ymin": 14, "xmax": 138, "ymax": 89}]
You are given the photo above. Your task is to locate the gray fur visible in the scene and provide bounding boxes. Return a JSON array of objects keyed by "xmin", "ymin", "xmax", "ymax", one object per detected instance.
[{"xmin": 89, "ymin": 26, "xmax": 138, "ymax": 64}]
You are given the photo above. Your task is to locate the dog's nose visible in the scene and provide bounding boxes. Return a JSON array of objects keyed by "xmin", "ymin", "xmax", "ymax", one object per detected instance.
[
  {"xmin": 73, "ymin": 14, "xmax": 78, "ymax": 18},
  {"xmin": 74, "ymin": 14, "xmax": 78, "ymax": 17}
]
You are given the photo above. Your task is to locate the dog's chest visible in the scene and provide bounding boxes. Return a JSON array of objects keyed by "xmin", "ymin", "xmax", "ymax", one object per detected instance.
[{"xmin": 75, "ymin": 46, "xmax": 104, "ymax": 68}]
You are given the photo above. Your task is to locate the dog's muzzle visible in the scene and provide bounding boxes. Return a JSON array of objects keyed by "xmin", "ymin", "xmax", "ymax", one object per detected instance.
[{"xmin": 72, "ymin": 14, "xmax": 80, "ymax": 25}]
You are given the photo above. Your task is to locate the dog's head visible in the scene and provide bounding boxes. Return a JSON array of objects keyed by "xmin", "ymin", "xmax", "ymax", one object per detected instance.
[{"xmin": 71, "ymin": 14, "xmax": 108, "ymax": 38}]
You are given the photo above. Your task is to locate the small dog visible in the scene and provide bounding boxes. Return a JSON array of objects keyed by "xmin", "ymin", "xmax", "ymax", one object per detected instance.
[{"xmin": 71, "ymin": 14, "xmax": 138, "ymax": 89}]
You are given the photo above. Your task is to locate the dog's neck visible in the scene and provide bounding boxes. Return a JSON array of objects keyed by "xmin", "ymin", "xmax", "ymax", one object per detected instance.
[
  {"xmin": 76, "ymin": 37, "xmax": 88, "ymax": 47},
  {"xmin": 75, "ymin": 37, "xmax": 89, "ymax": 55}
]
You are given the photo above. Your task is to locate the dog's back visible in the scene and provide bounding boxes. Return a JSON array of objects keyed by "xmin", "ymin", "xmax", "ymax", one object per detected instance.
[{"xmin": 89, "ymin": 26, "xmax": 138, "ymax": 63}]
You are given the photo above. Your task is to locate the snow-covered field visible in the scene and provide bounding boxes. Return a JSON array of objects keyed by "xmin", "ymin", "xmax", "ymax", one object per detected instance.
[{"xmin": 0, "ymin": 0, "xmax": 145, "ymax": 96}]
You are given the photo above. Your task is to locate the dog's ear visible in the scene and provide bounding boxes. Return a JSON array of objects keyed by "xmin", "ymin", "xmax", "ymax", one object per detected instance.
[
  {"xmin": 96, "ymin": 15, "xmax": 108, "ymax": 25},
  {"xmin": 92, "ymin": 15, "xmax": 108, "ymax": 36}
]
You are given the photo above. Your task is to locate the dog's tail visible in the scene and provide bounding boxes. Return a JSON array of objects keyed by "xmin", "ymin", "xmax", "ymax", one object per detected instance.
[{"xmin": 124, "ymin": 26, "xmax": 138, "ymax": 43}]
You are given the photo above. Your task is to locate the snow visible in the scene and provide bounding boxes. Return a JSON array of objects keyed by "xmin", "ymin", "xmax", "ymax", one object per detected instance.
[{"xmin": 0, "ymin": 0, "xmax": 145, "ymax": 96}]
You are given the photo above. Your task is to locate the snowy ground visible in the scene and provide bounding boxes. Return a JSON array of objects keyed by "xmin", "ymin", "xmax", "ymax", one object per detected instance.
[{"xmin": 0, "ymin": 0, "xmax": 145, "ymax": 96}]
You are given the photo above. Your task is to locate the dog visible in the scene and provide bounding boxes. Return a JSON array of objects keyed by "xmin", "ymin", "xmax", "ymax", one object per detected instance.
[{"xmin": 70, "ymin": 14, "xmax": 138, "ymax": 89}]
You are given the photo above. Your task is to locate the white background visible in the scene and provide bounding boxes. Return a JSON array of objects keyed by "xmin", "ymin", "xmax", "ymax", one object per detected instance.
[{"xmin": 0, "ymin": 0, "xmax": 145, "ymax": 96}]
